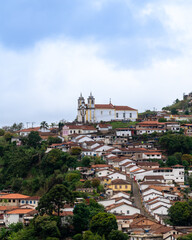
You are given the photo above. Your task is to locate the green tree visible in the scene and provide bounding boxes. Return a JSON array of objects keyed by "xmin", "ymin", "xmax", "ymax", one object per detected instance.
[
  {"xmin": 159, "ymin": 134, "xmax": 192, "ymax": 155},
  {"xmin": 182, "ymin": 154, "xmax": 192, "ymax": 164},
  {"xmin": 4, "ymin": 132, "xmax": 13, "ymax": 141},
  {"xmin": 81, "ymin": 156, "xmax": 91, "ymax": 167},
  {"xmin": 41, "ymin": 149, "xmax": 63, "ymax": 176},
  {"xmin": 178, "ymin": 233, "xmax": 192, "ymax": 240},
  {"xmin": 37, "ymin": 184, "xmax": 73, "ymax": 216},
  {"xmin": 171, "ymin": 108, "xmax": 178, "ymax": 115},
  {"xmin": 90, "ymin": 212, "xmax": 118, "ymax": 237},
  {"xmin": 73, "ymin": 203, "xmax": 90, "ymax": 233},
  {"xmin": 71, "ymin": 147, "xmax": 82, "ymax": 156},
  {"xmin": 65, "ymin": 172, "xmax": 81, "ymax": 182},
  {"xmin": 158, "ymin": 118, "xmax": 167, "ymax": 122},
  {"xmin": 88, "ymin": 199, "xmax": 105, "ymax": 219},
  {"xmin": 47, "ymin": 137, "xmax": 62, "ymax": 145},
  {"xmin": 33, "ymin": 215, "xmax": 60, "ymax": 239},
  {"xmin": 0, "ymin": 129, "xmax": 5, "ymax": 136},
  {"xmin": 168, "ymin": 201, "xmax": 192, "ymax": 226},
  {"xmin": 166, "ymin": 156, "xmax": 178, "ymax": 167},
  {"xmin": 108, "ymin": 230, "xmax": 129, "ymax": 240},
  {"xmin": 40, "ymin": 121, "xmax": 49, "ymax": 129},
  {"xmin": 83, "ymin": 231, "xmax": 104, "ymax": 240},
  {"xmin": 92, "ymin": 178, "xmax": 100, "ymax": 188},
  {"xmin": 84, "ymin": 180, "xmax": 92, "ymax": 188},
  {"xmin": 27, "ymin": 131, "xmax": 42, "ymax": 148}
]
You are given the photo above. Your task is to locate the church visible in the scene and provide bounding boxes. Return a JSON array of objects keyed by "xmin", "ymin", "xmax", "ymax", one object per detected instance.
[{"xmin": 77, "ymin": 93, "xmax": 138, "ymax": 123}]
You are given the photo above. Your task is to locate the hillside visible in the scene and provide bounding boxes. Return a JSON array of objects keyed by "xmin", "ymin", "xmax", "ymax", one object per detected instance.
[{"xmin": 162, "ymin": 92, "xmax": 192, "ymax": 114}]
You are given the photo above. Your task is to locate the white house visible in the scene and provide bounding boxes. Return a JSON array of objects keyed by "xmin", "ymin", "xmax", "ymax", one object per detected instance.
[
  {"xmin": 96, "ymin": 169, "xmax": 113, "ymax": 177},
  {"xmin": 151, "ymin": 205, "xmax": 169, "ymax": 215},
  {"xmin": 4, "ymin": 208, "xmax": 36, "ymax": 226},
  {"xmin": 134, "ymin": 166, "xmax": 184, "ymax": 184},
  {"xmin": 111, "ymin": 192, "xmax": 131, "ymax": 199},
  {"xmin": 106, "ymin": 203, "xmax": 140, "ymax": 216},
  {"xmin": 116, "ymin": 128, "xmax": 133, "ymax": 137}
]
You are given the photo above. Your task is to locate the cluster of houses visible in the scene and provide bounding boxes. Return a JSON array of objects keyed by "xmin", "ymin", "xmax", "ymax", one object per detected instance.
[
  {"xmin": 8, "ymin": 115, "xmax": 192, "ymax": 239},
  {"xmin": 0, "ymin": 193, "xmax": 39, "ymax": 227}
]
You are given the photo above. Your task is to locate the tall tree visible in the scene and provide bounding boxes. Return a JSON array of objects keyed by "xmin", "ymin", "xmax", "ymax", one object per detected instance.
[
  {"xmin": 73, "ymin": 203, "xmax": 90, "ymax": 233},
  {"xmin": 27, "ymin": 131, "xmax": 42, "ymax": 148},
  {"xmin": 37, "ymin": 184, "xmax": 73, "ymax": 216},
  {"xmin": 90, "ymin": 212, "xmax": 118, "ymax": 238},
  {"xmin": 40, "ymin": 121, "xmax": 49, "ymax": 129}
]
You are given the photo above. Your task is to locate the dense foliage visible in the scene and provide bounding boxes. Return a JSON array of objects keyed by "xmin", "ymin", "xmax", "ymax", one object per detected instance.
[
  {"xmin": 159, "ymin": 133, "xmax": 192, "ymax": 155},
  {"xmin": 168, "ymin": 200, "xmax": 192, "ymax": 226}
]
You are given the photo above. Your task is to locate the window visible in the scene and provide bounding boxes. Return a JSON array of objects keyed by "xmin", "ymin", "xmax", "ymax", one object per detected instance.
[
  {"xmin": 34, "ymin": 201, "xmax": 36, "ymax": 204},
  {"xmin": 109, "ymin": 111, "xmax": 111, "ymax": 115},
  {"xmin": 116, "ymin": 113, "xmax": 118, "ymax": 118},
  {"xmin": 130, "ymin": 113, "xmax": 132, "ymax": 118},
  {"xmin": 123, "ymin": 113, "xmax": 125, "ymax": 118},
  {"xmin": 22, "ymin": 200, "xmax": 25, "ymax": 204},
  {"xmin": 127, "ymin": 210, "xmax": 129, "ymax": 214},
  {"xmin": 26, "ymin": 201, "xmax": 28, "ymax": 204},
  {"xmin": 101, "ymin": 111, "xmax": 103, "ymax": 115},
  {"xmin": 30, "ymin": 201, "xmax": 32, "ymax": 204}
]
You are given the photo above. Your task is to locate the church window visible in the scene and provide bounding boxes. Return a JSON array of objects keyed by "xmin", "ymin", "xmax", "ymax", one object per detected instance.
[
  {"xmin": 101, "ymin": 111, "xmax": 103, "ymax": 115},
  {"xmin": 130, "ymin": 113, "xmax": 132, "ymax": 118},
  {"xmin": 123, "ymin": 113, "xmax": 125, "ymax": 118},
  {"xmin": 116, "ymin": 113, "xmax": 118, "ymax": 118}
]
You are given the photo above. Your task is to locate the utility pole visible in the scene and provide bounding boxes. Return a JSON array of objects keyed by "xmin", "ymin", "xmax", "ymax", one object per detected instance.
[{"xmin": 26, "ymin": 122, "xmax": 30, "ymax": 129}]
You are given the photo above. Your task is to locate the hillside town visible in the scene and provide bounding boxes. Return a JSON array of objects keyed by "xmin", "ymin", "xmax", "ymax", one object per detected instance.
[{"xmin": 1, "ymin": 94, "xmax": 192, "ymax": 239}]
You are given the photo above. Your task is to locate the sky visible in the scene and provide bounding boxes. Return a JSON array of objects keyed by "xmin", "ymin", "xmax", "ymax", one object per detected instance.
[{"xmin": 1, "ymin": 0, "xmax": 192, "ymax": 127}]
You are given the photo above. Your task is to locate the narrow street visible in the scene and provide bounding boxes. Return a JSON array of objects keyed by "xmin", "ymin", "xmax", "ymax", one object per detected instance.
[{"xmin": 131, "ymin": 178, "xmax": 155, "ymax": 221}]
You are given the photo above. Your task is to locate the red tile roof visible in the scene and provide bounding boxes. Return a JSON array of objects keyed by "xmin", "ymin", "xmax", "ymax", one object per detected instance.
[
  {"xmin": 114, "ymin": 105, "xmax": 137, "ymax": 111},
  {"xmin": 95, "ymin": 104, "xmax": 114, "ymax": 109},
  {"xmin": 0, "ymin": 194, "xmax": 29, "ymax": 199},
  {"xmin": 6, "ymin": 208, "xmax": 35, "ymax": 215}
]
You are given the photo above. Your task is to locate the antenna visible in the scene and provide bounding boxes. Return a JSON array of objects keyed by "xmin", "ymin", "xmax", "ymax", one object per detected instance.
[
  {"xmin": 26, "ymin": 122, "xmax": 30, "ymax": 129},
  {"xmin": 31, "ymin": 122, "xmax": 36, "ymax": 128}
]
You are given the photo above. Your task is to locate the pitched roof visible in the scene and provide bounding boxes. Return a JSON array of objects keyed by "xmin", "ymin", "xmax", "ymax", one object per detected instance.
[
  {"xmin": 110, "ymin": 179, "xmax": 130, "ymax": 185},
  {"xmin": 6, "ymin": 208, "xmax": 36, "ymax": 215},
  {"xmin": 95, "ymin": 104, "xmax": 114, "ymax": 109},
  {"xmin": 0, "ymin": 194, "xmax": 29, "ymax": 199},
  {"xmin": 151, "ymin": 205, "xmax": 169, "ymax": 211},
  {"xmin": 106, "ymin": 202, "xmax": 140, "ymax": 211},
  {"xmin": 144, "ymin": 175, "xmax": 164, "ymax": 180},
  {"xmin": 114, "ymin": 105, "xmax": 137, "ymax": 111}
]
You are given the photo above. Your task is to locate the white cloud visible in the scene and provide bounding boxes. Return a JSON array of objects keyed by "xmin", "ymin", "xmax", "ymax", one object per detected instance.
[{"xmin": 1, "ymin": 34, "xmax": 192, "ymax": 127}]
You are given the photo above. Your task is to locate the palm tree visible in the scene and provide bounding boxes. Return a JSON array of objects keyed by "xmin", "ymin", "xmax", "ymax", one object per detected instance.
[{"xmin": 40, "ymin": 121, "xmax": 49, "ymax": 130}]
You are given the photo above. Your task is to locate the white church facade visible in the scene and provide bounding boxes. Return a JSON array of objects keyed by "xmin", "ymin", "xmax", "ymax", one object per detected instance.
[{"xmin": 77, "ymin": 93, "xmax": 138, "ymax": 123}]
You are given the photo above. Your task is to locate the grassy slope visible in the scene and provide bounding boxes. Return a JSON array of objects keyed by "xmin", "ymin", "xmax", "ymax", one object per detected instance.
[{"xmin": 109, "ymin": 121, "xmax": 138, "ymax": 129}]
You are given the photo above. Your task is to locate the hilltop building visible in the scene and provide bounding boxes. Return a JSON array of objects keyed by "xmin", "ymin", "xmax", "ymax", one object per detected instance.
[{"xmin": 77, "ymin": 93, "xmax": 138, "ymax": 123}]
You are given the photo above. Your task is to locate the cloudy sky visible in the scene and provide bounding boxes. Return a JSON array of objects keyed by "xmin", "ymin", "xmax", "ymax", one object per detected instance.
[{"xmin": 1, "ymin": 0, "xmax": 192, "ymax": 127}]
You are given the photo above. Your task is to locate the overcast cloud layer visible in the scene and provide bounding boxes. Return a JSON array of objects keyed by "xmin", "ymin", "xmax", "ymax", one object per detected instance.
[{"xmin": 1, "ymin": 0, "xmax": 192, "ymax": 127}]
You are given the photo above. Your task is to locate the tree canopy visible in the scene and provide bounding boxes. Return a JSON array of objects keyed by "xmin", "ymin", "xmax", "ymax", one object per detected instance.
[
  {"xmin": 37, "ymin": 184, "xmax": 73, "ymax": 216},
  {"xmin": 90, "ymin": 212, "xmax": 118, "ymax": 237}
]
